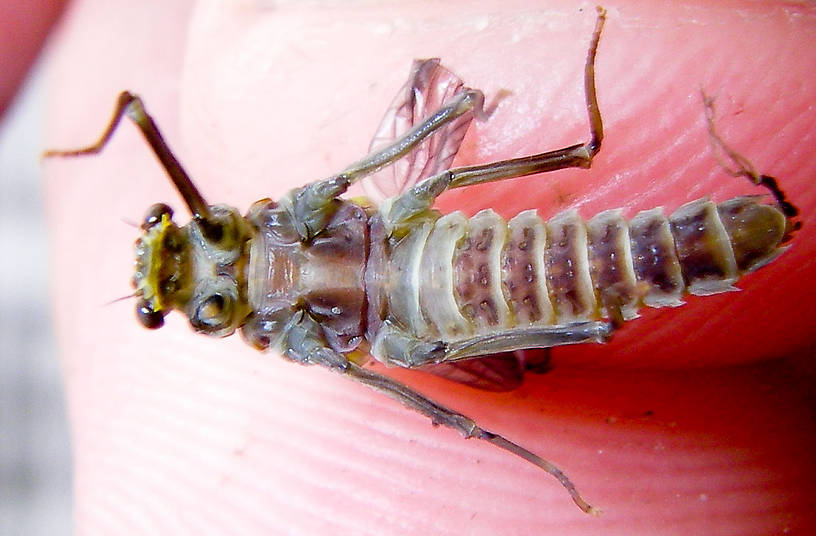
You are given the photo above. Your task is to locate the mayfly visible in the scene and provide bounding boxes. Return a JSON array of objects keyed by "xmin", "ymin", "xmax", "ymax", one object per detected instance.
[{"xmin": 44, "ymin": 8, "xmax": 798, "ymax": 514}]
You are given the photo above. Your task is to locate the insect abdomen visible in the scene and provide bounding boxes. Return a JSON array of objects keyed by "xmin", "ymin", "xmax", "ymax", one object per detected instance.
[{"xmin": 392, "ymin": 197, "xmax": 787, "ymax": 339}]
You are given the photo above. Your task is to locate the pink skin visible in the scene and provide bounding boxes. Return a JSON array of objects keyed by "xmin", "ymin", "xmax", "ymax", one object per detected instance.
[
  {"xmin": 0, "ymin": 0, "xmax": 66, "ymax": 115},
  {"xmin": 39, "ymin": 0, "xmax": 815, "ymax": 534}
]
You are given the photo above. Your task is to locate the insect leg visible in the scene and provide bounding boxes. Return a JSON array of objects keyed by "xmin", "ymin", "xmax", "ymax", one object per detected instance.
[
  {"xmin": 291, "ymin": 88, "xmax": 486, "ymax": 239},
  {"xmin": 385, "ymin": 7, "xmax": 607, "ymax": 228},
  {"xmin": 342, "ymin": 362, "xmax": 598, "ymax": 514},
  {"xmin": 43, "ymin": 92, "xmax": 226, "ymax": 239},
  {"xmin": 258, "ymin": 310, "xmax": 351, "ymax": 370},
  {"xmin": 342, "ymin": 88, "xmax": 486, "ymax": 183},
  {"xmin": 296, "ymin": 7, "xmax": 605, "ymax": 237},
  {"xmin": 279, "ymin": 310, "xmax": 598, "ymax": 512},
  {"xmin": 702, "ymin": 91, "xmax": 799, "ymax": 220},
  {"xmin": 371, "ymin": 319, "xmax": 613, "ymax": 368}
]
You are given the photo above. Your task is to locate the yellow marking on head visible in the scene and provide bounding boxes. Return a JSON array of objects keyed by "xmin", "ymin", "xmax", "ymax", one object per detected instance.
[{"xmin": 136, "ymin": 213, "xmax": 173, "ymax": 310}]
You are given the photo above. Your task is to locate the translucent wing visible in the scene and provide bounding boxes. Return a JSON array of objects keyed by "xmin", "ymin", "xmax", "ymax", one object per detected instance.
[
  {"xmin": 361, "ymin": 59, "xmax": 476, "ymax": 202},
  {"xmin": 419, "ymin": 349, "xmax": 551, "ymax": 392}
]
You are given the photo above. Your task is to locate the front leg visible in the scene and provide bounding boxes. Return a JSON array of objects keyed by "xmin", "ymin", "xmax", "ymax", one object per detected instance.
[{"xmin": 42, "ymin": 92, "xmax": 231, "ymax": 242}]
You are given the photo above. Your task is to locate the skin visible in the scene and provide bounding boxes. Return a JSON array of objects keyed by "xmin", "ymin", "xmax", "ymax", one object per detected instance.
[
  {"xmin": 39, "ymin": 0, "xmax": 816, "ymax": 534},
  {"xmin": 0, "ymin": 0, "xmax": 66, "ymax": 115}
]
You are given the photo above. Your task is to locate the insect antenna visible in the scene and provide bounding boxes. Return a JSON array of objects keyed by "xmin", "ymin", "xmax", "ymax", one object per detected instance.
[
  {"xmin": 119, "ymin": 217, "xmax": 141, "ymax": 229},
  {"xmin": 104, "ymin": 291, "xmax": 139, "ymax": 306}
]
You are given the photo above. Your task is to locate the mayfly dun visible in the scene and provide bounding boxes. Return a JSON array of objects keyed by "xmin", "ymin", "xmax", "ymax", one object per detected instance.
[{"xmin": 44, "ymin": 7, "xmax": 799, "ymax": 514}]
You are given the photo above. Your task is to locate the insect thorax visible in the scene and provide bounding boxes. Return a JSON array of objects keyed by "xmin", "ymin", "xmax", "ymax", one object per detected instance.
[{"xmin": 241, "ymin": 196, "xmax": 369, "ymax": 354}]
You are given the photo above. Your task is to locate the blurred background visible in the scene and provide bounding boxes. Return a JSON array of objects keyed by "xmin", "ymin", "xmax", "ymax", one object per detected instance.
[{"xmin": 0, "ymin": 63, "xmax": 73, "ymax": 533}]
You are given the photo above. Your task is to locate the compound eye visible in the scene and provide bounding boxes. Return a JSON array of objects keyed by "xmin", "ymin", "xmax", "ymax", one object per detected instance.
[
  {"xmin": 136, "ymin": 298, "xmax": 165, "ymax": 329},
  {"xmin": 142, "ymin": 203, "xmax": 174, "ymax": 230}
]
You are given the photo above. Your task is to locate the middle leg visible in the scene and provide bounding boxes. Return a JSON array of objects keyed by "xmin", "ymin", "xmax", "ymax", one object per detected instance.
[{"xmin": 385, "ymin": 7, "xmax": 607, "ymax": 229}]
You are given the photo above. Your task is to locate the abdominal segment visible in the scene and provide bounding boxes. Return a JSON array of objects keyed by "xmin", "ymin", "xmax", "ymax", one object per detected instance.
[{"xmin": 379, "ymin": 197, "xmax": 787, "ymax": 341}]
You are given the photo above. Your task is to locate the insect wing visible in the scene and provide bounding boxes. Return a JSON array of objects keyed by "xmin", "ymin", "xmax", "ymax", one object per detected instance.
[
  {"xmin": 420, "ymin": 354, "xmax": 524, "ymax": 392},
  {"xmin": 362, "ymin": 58, "xmax": 476, "ymax": 202},
  {"xmin": 419, "ymin": 350, "xmax": 550, "ymax": 392}
]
